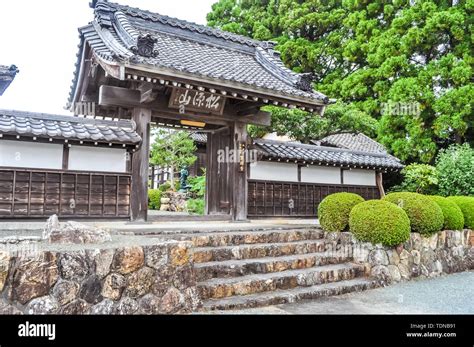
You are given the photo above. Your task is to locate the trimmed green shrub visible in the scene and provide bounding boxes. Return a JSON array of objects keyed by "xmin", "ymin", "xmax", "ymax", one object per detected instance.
[
  {"xmin": 383, "ymin": 192, "xmax": 444, "ymax": 235},
  {"xmin": 429, "ymin": 196, "xmax": 464, "ymax": 230},
  {"xmin": 148, "ymin": 189, "xmax": 162, "ymax": 210},
  {"xmin": 447, "ymin": 196, "xmax": 474, "ymax": 229},
  {"xmin": 349, "ymin": 200, "xmax": 411, "ymax": 246},
  {"xmin": 318, "ymin": 193, "xmax": 365, "ymax": 232}
]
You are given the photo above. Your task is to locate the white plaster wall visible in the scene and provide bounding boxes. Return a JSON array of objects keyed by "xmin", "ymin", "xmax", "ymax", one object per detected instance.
[
  {"xmin": 249, "ymin": 161, "xmax": 298, "ymax": 182},
  {"xmin": 68, "ymin": 146, "xmax": 127, "ymax": 173},
  {"xmin": 300, "ymin": 166, "xmax": 341, "ymax": 184},
  {"xmin": 0, "ymin": 140, "xmax": 63, "ymax": 169},
  {"xmin": 343, "ymin": 169, "xmax": 376, "ymax": 186}
]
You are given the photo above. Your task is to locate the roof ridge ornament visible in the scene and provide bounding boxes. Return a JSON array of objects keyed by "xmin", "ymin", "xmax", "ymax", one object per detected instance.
[
  {"xmin": 133, "ymin": 34, "xmax": 159, "ymax": 58},
  {"xmin": 90, "ymin": 0, "xmax": 108, "ymax": 9},
  {"xmin": 94, "ymin": 1, "xmax": 113, "ymax": 28},
  {"xmin": 295, "ymin": 73, "xmax": 315, "ymax": 92}
]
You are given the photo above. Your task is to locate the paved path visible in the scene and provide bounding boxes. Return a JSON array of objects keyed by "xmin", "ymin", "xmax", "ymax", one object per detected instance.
[
  {"xmin": 0, "ymin": 217, "xmax": 320, "ymax": 237},
  {"xmin": 206, "ymin": 271, "xmax": 474, "ymax": 315}
]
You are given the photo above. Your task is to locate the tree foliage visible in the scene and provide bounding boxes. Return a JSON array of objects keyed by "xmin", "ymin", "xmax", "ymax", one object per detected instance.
[
  {"xmin": 249, "ymin": 102, "xmax": 378, "ymax": 142},
  {"xmin": 436, "ymin": 143, "xmax": 474, "ymax": 196},
  {"xmin": 208, "ymin": 0, "xmax": 474, "ymax": 162},
  {"xmin": 390, "ymin": 163, "xmax": 439, "ymax": 194},
  {"xmin": 150, "ymin": 129, "xmax": 197, "ymax": 188}
]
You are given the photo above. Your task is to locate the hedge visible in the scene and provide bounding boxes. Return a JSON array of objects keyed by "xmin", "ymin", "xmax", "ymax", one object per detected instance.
[
  {"xmin": 318, "ymin": 192, "xmax": 365, "ymax": 232},
  {"xmin": 349, "ymin": 200, "xmax": 411, "ymax": 246},
  {"xmin": 428, "ymin": 196, "xmax": 464, "ymax": 230},
  {"xmin": 383, "ymin": 192, "xmax": 444, "ymax": 235},
  {"xmin": 447, "ymin": 196, "xmax": 474, "ymax": 229}
]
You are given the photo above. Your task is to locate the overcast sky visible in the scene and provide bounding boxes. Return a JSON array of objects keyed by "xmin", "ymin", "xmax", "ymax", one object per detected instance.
[{"xmin": 0, "ymin": 0, "xmax": 217, "ymax": 115}]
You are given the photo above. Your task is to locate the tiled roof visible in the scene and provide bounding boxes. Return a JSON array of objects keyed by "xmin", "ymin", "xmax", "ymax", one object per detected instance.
[
  {"xmin": 315, "ymin": 133, "xmax": 387, "ymax": 154},
  {"xmin": 0, "ymin": 110, "xmax": 141, "ymax": 145},
  {"xmin": 253, "ymin": 139, "xmax": 403, "ymax": 171},
  {"xmin": 188, "ymin": 132, "xmax": 403, "ymax": 170},
  {"xmin": 0, "ymin": 65, "xmax": 19, "ymax": 96},
  {"xmin": 68, "ymin": 1, "xmax": 328, "ymax": 107},
  {"xmin": 189, "ymin": 132, "xmax": 207, "ymax": 144}
]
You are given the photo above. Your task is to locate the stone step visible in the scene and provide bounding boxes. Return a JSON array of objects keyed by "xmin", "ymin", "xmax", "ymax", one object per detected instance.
[
  {"xmin": 195, "ymin": 251, "xmax": 352, "ymax": 282},
  {"xmin": 202, "ymin": 278, "xmax": 377, "ymax": 311},
  {"xmin": 181, "ymin": 228, "xmax": 324, "ymax": 247},
  {"xmin": 193, "ymin": 239, "xmax": 327, "ymax": 263},
  {"xmin": 198, "ymin": 263, "xmax": 365, "ymax": 300}
]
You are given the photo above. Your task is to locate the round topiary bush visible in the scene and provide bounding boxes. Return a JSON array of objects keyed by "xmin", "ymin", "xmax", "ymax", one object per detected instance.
[
  {"xmin": 446, "ymin": 196, "xmax": 474, "ymax": 229},
  {"xmin": 428, "ymin": 196, "xmax": 464, "ymax": 230},
  {"xmin": 349, "ymin": 200, "xmax": 411, "ymax": 246},
  {"xmin": 318, "ymin": 192, "xmax": 365, "ymax": 232},
  {"xmin": 382, "ymin": 192, "xmax": 444, "ymax": 235}
]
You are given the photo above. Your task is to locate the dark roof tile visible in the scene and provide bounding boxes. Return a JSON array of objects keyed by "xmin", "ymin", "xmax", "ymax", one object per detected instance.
[
  {"xmin": 68, "ymin": 2, "xmax": 328, "ymax": 107},
  {"xmin": 0, "ymin": 110, "xmax": 141, "ymax": 145},
  {"xmin": 253, "ymin": 139, "xmax": 403, "ymax": 170},
  {"xmin": 188, "ymin": 132, "xmax": 403, "ymax": 170},
  {"xmin": 315, "ymin": 133, "xmax": 387, "ymax": 154}
]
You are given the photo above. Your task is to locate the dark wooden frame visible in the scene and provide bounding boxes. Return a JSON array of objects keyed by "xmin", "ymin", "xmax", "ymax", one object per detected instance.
[
  {"xmin": 247, "ymin": 179, "xmax": 380, "ymax": 218},
  {"xmin": 0, "ymin": 167, "xmax": 131, "ymax": 219}
]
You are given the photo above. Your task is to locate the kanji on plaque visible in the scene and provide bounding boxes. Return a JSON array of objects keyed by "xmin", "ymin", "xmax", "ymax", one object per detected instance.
[{"xmin": 169, "ymin": 87, "xmax": 226, "ymax": 115}]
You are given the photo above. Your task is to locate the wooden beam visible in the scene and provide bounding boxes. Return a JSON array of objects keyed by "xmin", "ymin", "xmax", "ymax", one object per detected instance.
[
  {"xmin": 240, "ymin": 111, "xmax": 271, "ymax": 127},
  {"xmin": 130, "ymin": 108, "xmax": 151, "ymax": 221},
  {"xmin": 62, "ymin": 145, "xmax": 70, "ymax": 170},
  {"xmin": 137, "ymin": 82, "xmax": 158, "ymax": 103},
  {"xmin": 99, "ymin": 85, "xmax": 141, "ymax": 108},
  {"xmin": 152, "ymin": 110, "xmax": 230, "ymax": 127},
  {"xmin": 236, "ymin": 105, "xmax": 262, "ymax": 117},
  {"xmin": 99, "ymin": 85, "xmax": 270, "ymax": 126},
  {"xmin": 231, "ymin": 122, "xmax": 249, "ymax": 222},
  {"xmin": 376, "ymin": 172, "xmax": 385, "ymax": 198}
]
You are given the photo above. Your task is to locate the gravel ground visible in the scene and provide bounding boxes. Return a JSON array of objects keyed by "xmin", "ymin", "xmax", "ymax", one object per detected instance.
[{"xmin": 206, "ymin": 271, "xmax": 474, "ymax": 315}]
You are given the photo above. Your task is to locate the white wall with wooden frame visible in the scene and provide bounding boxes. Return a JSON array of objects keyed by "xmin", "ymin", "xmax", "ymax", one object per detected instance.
[
  {"xmin": 249, "ymin": 160, "xmax": 376, "ymax": 187},
  {"xmin": 0, "ymin": 138, "xmax": 133, "ymax": 219}
]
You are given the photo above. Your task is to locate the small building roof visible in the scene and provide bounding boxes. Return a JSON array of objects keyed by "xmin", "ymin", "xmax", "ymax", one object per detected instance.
[
  {"xmin": 0, "ymin": 65, "xmax": 19, "ymax": 96},
  {"xmin": 188, "ymin": 132, "xmax": 403, "ymax": 171},
  {"xmin": 69, "ymin": 1, "xmax": 328, "ymax": 110},
  {"xmin": 314, "ymin": 133, "xmax": 387, "ymax": 154},
  {"xmin": 0, "ymin": 109, "xmax": 141, "ymax": 146},
  {"xmin": 189, "ymin": 132, "xmax": 207, "ymax": 144},
  {"xmin": 253, "ymin": 138, "xmax": 403, "ymax": 171}
]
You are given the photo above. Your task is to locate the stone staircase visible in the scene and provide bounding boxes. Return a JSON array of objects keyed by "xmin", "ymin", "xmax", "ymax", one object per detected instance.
[{"xmin": 171, "ymin": 227, "xmax": 377, "ymax": 311}]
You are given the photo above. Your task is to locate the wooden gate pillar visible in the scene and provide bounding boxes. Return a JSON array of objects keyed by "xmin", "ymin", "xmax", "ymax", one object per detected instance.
[
  {"xmin": 231, "ymin": 122, "xmax": 248, "ymax": 222},
  {"xmin": 205, "ymin": 127, "xmax": 231, "ymax": 216},
  {"xmin": 131, "ymin": 108, "xmax": 151, "ymax": 221}
]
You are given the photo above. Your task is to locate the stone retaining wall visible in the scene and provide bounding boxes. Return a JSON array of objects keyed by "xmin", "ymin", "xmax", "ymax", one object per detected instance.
[
  {"xmin": 0, "ymin": 236, "xmax": 201, "ymax": 314},
  {"xmin": 326, "ymin": 229, "xmax": 473, "ymax": 286}
]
